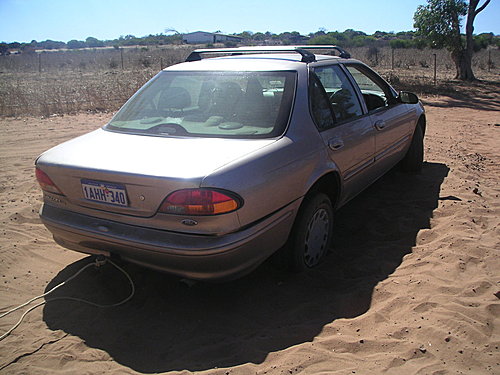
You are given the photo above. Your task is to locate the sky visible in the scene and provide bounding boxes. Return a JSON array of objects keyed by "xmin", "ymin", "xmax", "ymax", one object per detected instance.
[{"xmin": 0, "ymin": 0, "xmax": 498, "ymax": 43}]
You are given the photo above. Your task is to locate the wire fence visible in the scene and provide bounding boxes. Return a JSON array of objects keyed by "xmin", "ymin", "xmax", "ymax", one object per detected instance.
[
  {"xmin": 0, "ymin": 45, "xmax": 193, "ymax": 73},
  {"xmin": 0, "ymin": 46, "xmax": 498, "ymax": 117}
]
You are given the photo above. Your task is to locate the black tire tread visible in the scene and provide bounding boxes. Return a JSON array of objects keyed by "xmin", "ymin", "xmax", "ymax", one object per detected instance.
[
  {"xmin": 401, "ymin": 124, "xmax": 424, "ymax": 173},
  {"xmin": 285, "ymin": 193, "xmax": 334, "ymax": 272}
]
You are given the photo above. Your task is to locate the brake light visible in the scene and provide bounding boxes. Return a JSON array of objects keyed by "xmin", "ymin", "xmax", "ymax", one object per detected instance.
[
  {"xmin": 35, "ymin": 167, "xmax": 63, "ymax": 195},
  {"xmin": 159, "ymin": 189, "xmax": 242, "ymax": 215}
]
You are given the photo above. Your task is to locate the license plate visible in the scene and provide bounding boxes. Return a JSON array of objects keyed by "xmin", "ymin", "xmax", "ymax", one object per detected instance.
[{"xmin": 81, "ymin": 179, "xmax": 128, "ymax": 207}]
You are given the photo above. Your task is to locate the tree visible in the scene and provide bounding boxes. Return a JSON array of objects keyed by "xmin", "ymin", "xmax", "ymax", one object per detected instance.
[
  {"xmin": 85, "ymin": 37, "xmax": 104, "ymax": 48},
  {"xmin": 414, "ymin": 0, "xmax": 491, "ymax": 81},
  {"xmin": 0, "ymin": 43, "xmax": 9, "ymax": 55},
  {"xmin": 8, "ymin": 42, "xmax": 21, "ymax": 51},
  {"xmin": 39, "ymin": 39, "xmax": 66, "ymax": 50},
  {"xmin": 252, "ymin": 32, "xmax": 266, "ymax": 41},
  {"xmin": 67, "ymin": 39, "xmax": 86, "ymax": 49}
]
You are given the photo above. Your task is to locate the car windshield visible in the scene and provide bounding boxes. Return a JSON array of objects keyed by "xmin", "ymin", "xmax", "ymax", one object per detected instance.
[{"xmin": 106, "ymin": 70, "xmax": 296, "ymax": 138}]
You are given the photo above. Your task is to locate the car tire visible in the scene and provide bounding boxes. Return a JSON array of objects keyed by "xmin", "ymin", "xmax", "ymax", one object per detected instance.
[
  {"xmin": 285, "ymin": 193, "xmax": 334, "ymax": 272},
  {"xmin": 400, "ymin": 124, "xmax": 424, "ymax": 173}
]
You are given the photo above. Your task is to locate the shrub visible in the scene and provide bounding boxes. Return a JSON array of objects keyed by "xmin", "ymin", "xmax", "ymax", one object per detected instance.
[
  {"xmin": 367, "ymin": 46, "xmax": 379, "ymax": 65},
  {"xmin": 139, "ymin": 57, "xmax": 151, "ymax": 68},
  {"xmin": 419, "ymin": 60, "xmax": 429, "ymax": 68}
]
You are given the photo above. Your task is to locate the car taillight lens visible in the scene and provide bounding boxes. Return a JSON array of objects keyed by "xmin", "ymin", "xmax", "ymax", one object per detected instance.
[
  {"xmin": 159, "ymin": 189, "xmax": 242, "ymax": 215},
  {"xmin": 35, "ymin": 167, "xmax": 63, "ymax": 195}
]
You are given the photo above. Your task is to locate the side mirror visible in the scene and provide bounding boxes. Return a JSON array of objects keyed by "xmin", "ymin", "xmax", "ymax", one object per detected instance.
[{"xmin": 399, "ymin": 91, "xmax": 419, "ymax": 104}]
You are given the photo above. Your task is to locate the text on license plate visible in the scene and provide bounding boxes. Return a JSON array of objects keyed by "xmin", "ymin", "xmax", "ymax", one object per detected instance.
[{"xmin": 81, "ymin": 179, "xmax": 128, "ymax": 206}]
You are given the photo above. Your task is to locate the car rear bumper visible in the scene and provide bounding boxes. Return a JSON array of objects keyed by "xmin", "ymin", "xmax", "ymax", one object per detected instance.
[{"xmin": 40, "ymin": 201, "xmax": 300, "ymax": 281}]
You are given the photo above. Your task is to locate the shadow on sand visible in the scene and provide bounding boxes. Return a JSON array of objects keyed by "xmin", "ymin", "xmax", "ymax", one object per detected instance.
[
  {"xmin": 43, "ymin": 162, "xmax": 449, "ymax": 373},
  {"xmin": 405, "ymin": 79, "xmax": 500, "ymax": 112}
]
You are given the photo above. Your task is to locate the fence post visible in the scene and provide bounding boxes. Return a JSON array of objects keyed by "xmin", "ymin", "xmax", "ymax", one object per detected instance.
[
  {"xmin": 38, "ymin": 53, "xmax": 41, "ymax": 73},
  {"xmin": 120, "ymin": 48, "xmax": 124, "ymax": 70},
  {"xmin": 488, "ymin": 49, "xmax": 491, "ymax": 72},
  {"xmin": 160, "ymin": 57, "xmax": 163, "ymax": 70},
  {"xmin": 391, "ymin": 48, "xmax": 394, "ymax": 70},
  {"xmin": 433, "ymin": 53, "xmax": 437, "ymax": 85}
]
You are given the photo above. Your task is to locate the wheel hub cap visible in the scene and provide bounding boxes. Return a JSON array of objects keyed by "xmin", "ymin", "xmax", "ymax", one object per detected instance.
[{"xmin": 304, "ymin": 208, "xmax": 329, "ymax": 267}]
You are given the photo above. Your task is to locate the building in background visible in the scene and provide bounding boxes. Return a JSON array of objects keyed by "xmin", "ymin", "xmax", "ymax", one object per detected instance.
[{"xmin": 183, "ymin": 31, "xmax": 243, "ymax": 44}]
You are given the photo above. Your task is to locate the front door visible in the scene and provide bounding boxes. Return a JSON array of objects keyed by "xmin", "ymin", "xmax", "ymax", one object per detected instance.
[{"xmin": 344, "ymin": 64, "xmax": 414, "ymax": 170}]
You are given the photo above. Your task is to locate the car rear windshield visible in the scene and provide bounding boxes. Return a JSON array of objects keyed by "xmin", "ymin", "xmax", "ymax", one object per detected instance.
[{"xmin": 105, "ymin": 70, "xmax": 296, "ymax": 139}]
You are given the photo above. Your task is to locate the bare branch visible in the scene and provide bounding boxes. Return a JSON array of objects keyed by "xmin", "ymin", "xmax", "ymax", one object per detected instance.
[{"xmin": 475, "ymin": 0, "xmax": 491, "ymax": 16}]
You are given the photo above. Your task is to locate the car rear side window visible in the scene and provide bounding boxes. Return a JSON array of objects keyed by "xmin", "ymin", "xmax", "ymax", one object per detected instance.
[
  {"xmin": 105, "ymin": 71, "xmax": 296, "ymax": 139},
  {"xmin": 309, "ymin": 75, "xmax": 335, "ymax": 130},
  {"xmin": 313, "ymin": 65, "xmax": 363, "ymax": 123}
]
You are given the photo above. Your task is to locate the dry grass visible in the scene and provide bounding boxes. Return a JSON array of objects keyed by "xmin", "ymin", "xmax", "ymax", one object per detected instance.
[
  {"xmin": 349, "ymin": 46, "xmax": 498, "ymax": 72},
  {"xmin": 0, "ymin": 70, "xmax": 156, "ymax": 117},
  {"xmin": 0, "ymin": 46, "xmax": 193, "ymax": 117},
  {"xmin": 0, "ymin": 46, "xmax": 498, "ymax": 117},
  {"xmin": 348, "ymin": 47, "xmax": 500, "ymax": 94}
]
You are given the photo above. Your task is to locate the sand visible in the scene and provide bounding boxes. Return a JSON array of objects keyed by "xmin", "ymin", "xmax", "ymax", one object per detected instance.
[{"xmin": 0, "ymin": 96, "xmax": 498, "ymax": 374}]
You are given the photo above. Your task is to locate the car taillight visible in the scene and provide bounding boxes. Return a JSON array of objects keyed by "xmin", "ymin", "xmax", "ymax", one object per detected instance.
[
  {"xmin": 35, "ymin": 167, "xmax": 64, "ymax": 195},
  {"xmin": 159, "ymin": 189, "xmax": 242, "ymax": 215}
]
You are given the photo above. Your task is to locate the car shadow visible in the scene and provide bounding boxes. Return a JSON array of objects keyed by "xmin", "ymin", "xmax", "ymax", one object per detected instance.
[
  {"xmin": 399, "ymin": 78, "xmax": 500, "ymax": 112},
  {"xmin": 42, "ymin": 162, "xmax": 449, "ymax": 373}
]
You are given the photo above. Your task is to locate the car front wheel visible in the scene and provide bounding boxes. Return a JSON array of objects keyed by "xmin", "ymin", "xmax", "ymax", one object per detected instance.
[
  {"xmin": 287, "ymin": 193, "xmax": 334, "ymax": 272},
  {"xmin": 400, "ymin": 124, "xmax": 424, "ymax": 173}
]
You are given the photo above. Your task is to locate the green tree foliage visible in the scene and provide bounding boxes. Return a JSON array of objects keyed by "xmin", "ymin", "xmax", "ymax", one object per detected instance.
[
  {"xmin": 0, "ymin": 43, "xmax": 9, "ymax": 55},
  {"xmin": 115, "ymin": 33, "xmax": 182, "ymax": 46},
  {"xmin": 473, "ymin": 32, "xmax": 498, "ymax": 51},
  {"xmin": 309, "ymin": 34, "xmax": 339, "ymax": 45},
  {"xmin": 414, "ymin": 0, "xmax": 467, "ymax": 49},
  {"xmin": 414, "ymin": 0, "xmax": 491, "ymax": 80},
  {"xmin": 308, "ymin": 30, "xmax": 382, "ymax": 48},
  {"xmin": 67, "ymin": 40, "xmax": 86, "ymax": 49},
  {"xmin": 38, "ymin": 39, "xmax": 66, "ymax": 50},
  {"xmin": 85, "ymin": 37, "xmax": 104, "ymax": 48},
  {"xmin": 237, "ymin": 31, "xmax": 253, "ymax": 40},
  {"xmin": 252, "ymin": 32, "xmax": 266, "ymax": 41},
  {"xmin": 389, "ymin": 38, "xmax": 427, "ymax": 49}
]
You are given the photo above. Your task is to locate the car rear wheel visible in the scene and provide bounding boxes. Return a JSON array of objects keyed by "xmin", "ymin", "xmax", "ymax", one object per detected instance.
[
  {"xmin": 286, "ymin": 193, "xmax": 334, "ymax": 272},
  {"xmin": 400, "ymin": 124, "xmax": 424, "ymax": 173}
]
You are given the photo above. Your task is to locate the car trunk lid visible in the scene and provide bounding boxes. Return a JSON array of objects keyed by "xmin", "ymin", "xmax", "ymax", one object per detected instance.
[{"xmin": 36, "ymin": 128, "xmax": 276, "ymax": 217}]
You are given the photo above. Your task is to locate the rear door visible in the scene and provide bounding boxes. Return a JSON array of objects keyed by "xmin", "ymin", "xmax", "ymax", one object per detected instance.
[{"xmin": 310, "ymin": 64, "xmax": 376, "ymax": 204}]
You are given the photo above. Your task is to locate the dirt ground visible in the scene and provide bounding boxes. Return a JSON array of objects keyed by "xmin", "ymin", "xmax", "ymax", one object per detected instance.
[{"xmin": 0, "ymin": 92, "xmax": 499, "ymax": 374}]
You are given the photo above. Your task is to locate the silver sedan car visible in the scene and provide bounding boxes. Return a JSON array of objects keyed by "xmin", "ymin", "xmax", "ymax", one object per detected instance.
[{"xmin": 36, "ymin": 46, "xmax": 425, "ymax": 281}]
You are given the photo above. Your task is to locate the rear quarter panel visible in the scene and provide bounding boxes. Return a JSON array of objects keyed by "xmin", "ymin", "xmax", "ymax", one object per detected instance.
[{"xmin": 200, "ymin": 86, "xmax": 339, "ymax": 229}]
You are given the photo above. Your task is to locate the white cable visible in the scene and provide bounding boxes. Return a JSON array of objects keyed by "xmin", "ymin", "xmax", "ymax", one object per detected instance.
[{"xmin": 0, "ymin": 257, "xmax": 135, "ymax": 341}]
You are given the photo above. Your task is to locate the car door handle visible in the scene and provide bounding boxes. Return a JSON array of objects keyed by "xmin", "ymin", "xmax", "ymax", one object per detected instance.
[
  {"xmin": 328, "ymin": 139, "xmax": 344, "ymax": 151},
  {"xmin": 374, "ymin": 120, "xmax": 386, "ymax": 130}
]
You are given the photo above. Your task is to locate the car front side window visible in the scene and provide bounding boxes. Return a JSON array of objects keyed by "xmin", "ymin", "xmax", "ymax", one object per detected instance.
[{"xmin": 345, "ymin": 65, "xmax": 393, "ymax": 112}]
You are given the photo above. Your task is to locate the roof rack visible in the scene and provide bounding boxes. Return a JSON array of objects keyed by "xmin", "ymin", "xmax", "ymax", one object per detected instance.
[{"xmin": 185, "ymin": 45, "xmax": 351, "ymax": 63}]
